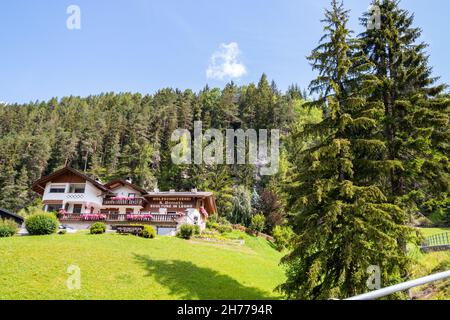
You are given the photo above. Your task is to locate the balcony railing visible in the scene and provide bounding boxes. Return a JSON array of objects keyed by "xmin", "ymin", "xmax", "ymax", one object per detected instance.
[
  {"xmin": 102, "ymin": 198, "xmax": 144, "ymax": 206},
  {"xmin": 66, "ymin": 193, "xmax": 85, "ymax": 200},
  {"xmin": 59, "ymin": 212, "xmax": 180, "ymax": 223}
]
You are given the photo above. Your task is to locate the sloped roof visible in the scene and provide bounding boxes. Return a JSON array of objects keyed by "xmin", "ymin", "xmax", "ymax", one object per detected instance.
[
  {"xmin": 0, "ymin": 207, "xmax": 24, "ymax": 223},
  {"xmin": 104, "ymin": 180, "xmax": 148, "ymax": 195},
  {"xmin": 32, "ymin": 166, "xmax": 110, "ymax": 195}
]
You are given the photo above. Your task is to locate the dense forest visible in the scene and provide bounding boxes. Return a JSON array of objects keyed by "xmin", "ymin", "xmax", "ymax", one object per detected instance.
[
  {"xmin": 0, "ymin": 0, "xmax": 449, "ymax": 299},
  {"xmin": 0, "ymin": 74, "xmax": 312, "ymax": 227}
]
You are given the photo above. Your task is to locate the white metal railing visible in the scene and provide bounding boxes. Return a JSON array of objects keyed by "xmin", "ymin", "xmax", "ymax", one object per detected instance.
[
  {"xmin": 66, "ymin": 193, "xmax": 85, "ymax": 200},
  {"xmin": 345, "ymin": 270, "xmax": 450, "ymax": 300}
]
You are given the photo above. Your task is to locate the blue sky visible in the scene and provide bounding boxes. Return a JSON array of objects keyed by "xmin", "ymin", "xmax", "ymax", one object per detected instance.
[{"xmin": 1, "ymin": 0, "xmax": 449, "ymax": 104}]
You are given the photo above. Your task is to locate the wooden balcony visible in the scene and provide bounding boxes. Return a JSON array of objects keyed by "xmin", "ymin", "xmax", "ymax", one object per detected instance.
[{"xmin": 102, "ymin": 198, "xmax": 144, "ymax": 206}]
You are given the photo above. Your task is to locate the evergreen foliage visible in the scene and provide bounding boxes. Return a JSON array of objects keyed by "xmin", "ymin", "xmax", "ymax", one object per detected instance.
[{"xmin": 280, "ymin": 0, "xmax": 419, "ymax": 299}]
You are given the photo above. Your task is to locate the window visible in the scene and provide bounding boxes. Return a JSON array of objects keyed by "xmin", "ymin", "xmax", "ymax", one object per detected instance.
[
  {"xmin": 49, "ymin": 185, "xmax": 65, "ymax": 193},
  {"xmin": 46, "ymin": 204, "xmax": 63, "ymax": 212},
  {"xmin": 128, "ymin": 193, "xmax": 136, "ymax": 198},
  {"xmin": 69, "ymin": 184, "xmax": 85, "ymax": 194},
  {"xmin": 73, "ymin": 204, "xmax": 82, "ymax": 214}
]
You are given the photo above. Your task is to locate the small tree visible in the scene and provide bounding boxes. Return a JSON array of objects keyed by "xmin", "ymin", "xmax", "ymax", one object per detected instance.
[
  {"xmin": 272, "ymin": 225, "xmax": 294, "ymax": 252},
  {"xmin": 230, "ymin": 186, "xmax": 252, "ymax": 226},
  {"xmin": 250, "ymin": 214, "xmax": 266, "ymax": 233}
]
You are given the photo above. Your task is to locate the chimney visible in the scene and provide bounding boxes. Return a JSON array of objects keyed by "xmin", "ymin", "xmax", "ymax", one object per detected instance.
[
  {"xmin": 169, "ymin": 189, "xmax": 176, "ymax": 193},
  {"xmin": 191, "ymin": 188, "xmax": 198, "ymax": 193},
  {"xmin": 153, "ymin": 187, "xmax": 160, "ymax": 193}
]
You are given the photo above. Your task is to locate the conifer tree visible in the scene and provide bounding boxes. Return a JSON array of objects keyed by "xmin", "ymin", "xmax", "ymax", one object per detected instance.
[
  {"xmin": 360, "ymin": 0, "xmax": 450, "ymax": 215},
  {"xmin": 200, "ymin": 165, "xmax": 234, "ymax": 216},
  {"xmin": 280, "ymin": 0, "xmax": 415, "ymax": 299}
]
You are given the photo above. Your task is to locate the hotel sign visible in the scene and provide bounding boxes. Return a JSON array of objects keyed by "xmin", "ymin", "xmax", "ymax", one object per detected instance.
[{"xmin": 147, "ymin": 197, "xmax": 196, "ymax": 210}]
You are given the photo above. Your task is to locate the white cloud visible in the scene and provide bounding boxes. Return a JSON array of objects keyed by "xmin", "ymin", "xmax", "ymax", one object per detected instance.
[{"xmin": 206, "ymin": 42, "xmax": 247, "ymax": 80}]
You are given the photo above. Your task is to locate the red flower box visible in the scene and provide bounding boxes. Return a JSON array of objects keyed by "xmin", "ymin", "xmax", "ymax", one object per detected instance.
[
  {"xmin": 126, "ymin": 214, "xmax": 153, "ymax": 221},
  {"xmin": 80, "ymin": 214, "xmax": 107, "ymax": 221}
]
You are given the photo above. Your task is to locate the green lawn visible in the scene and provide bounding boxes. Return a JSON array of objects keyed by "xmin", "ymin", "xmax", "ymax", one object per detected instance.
[
  {"xmin": 0, "ymin": 232, "xmax": 285, "ymax": 300},
  {"xmin": 409, "ymin": 228, "xmax": 450, "ymax": 300},
  {"xmin": 419, "ymin": 227, "xmax": 450, "ymax": 238}
]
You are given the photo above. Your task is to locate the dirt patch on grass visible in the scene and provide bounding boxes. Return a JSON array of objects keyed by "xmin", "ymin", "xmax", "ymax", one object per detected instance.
[{"xmin": 189, "ymin": 239, "xmax": 256, "ymax": 255}]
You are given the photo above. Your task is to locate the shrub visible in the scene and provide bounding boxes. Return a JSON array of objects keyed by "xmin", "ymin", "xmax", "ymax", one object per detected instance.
[
  {"xmin": 89, "ymin": 222, "xmax": 107, "ymax": 235},
  {"xmin": 25, "ymin": 213, "xmax": 59, "ymax": 235},
  {"xmin": 193, "ymin": 225, "xmax": 201, "ymax": 235},
  {"xmin": 272, "ymin": 225, "xmax": 295, "ymax": 251},
  {"xmin": 217, "ymin": 224, "xmax": 233, "ymax": 234},
  {"xmin": 139, "ymin": 225, "xmax": 156, "ymax": 239},
  {"xmin": 250, "ymin": 214, "xmax": 266, "ymax": 233},
  {"xmin": 207, "ymin": 216, "xmax": 231, "ymax": 227},
  {"xmin": 0, "ymin": 219, "xmax": 18, "ymax": 238},
  {"xmin": 206, "ymin": 221, "xmax": 220, "ymax": 230},
  {"xmin": 177, "ymin": 224, "xmax": 195, "ymax": 239},
  {"xmin": 207, "ymin": 219, "xmax": 233, "ymax": 234}
]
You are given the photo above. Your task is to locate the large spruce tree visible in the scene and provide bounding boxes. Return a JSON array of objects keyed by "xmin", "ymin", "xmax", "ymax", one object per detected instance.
[
  {"xmin": 280, "ymin": 0, "xmax": 415, "ymax": 299},
  {"xmin": 360, "ymin": 0, "xmax": 450, "ymax": 217}
]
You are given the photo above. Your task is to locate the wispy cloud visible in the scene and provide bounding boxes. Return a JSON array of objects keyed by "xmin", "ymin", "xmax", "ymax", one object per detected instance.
[{"xmin": 206, "ymin": 42, "xmax": 247, "ymax": 80}]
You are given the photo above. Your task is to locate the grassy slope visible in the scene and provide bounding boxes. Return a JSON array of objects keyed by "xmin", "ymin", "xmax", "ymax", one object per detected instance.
[
  {"xmin": 419, "ymin": 227, "xmax": 450, "ymax": 238},
  {"xmin": 409, "ymin": 228, "xmax": 450, "ymax": 300},
  {"xmin": 0, "ymin": 232, "xmax": 285, "ymax": 300}
]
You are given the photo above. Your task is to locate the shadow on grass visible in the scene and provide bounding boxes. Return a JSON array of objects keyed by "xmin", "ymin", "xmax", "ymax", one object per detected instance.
[{"xmin": 134, "ymin": 254, "xmax": 275, "ymax": 300}]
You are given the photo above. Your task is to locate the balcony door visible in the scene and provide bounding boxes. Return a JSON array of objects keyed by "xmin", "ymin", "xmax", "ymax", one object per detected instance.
[
  {"xmin": 73, "ymin": 204, "xmax": 82, "ymax": 214},
  {"xmin": 69, "ymin": 184, "xmax": 85, "ymax": 194}
]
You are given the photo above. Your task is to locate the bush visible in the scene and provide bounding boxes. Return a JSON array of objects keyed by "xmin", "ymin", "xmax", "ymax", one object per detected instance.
[
  {"xmin": 207, "ymin": 219, "xmax": 232, "ymax": 234},
  {"xmin": 217, "ymin": 224, "xmax": 233, "ymax": 234},
  {"xmin": 89, "ymin": 222, "xmax": 107, "ymax": 235},
  {"xmin": 272, "ymin": 225, "xmax": 295, "ymax": 251},
  {"xmin": 206, "ymin": 221, "xmax": 220, "ymax": 230},
  {"xmin": 25, "ymin": 213, "xmax": 59, "ymax": 235},
  {"xmin": 0, "ymin": 219, "xmax": 18, "ymax": 238},
  {"xmin": 177, "ymin": 224, "xmax": 195, "ymax": 239},
  {"xmin": 193, "ymin": 225, "xmax": 201, "ymax": 235},
  {"xmin": 139, "ymin": 225, "xmax": 156, "ymax": 239},
  {"xmin": 250, "ymin": 214, "xmax": 266, "ymax": 233}
]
